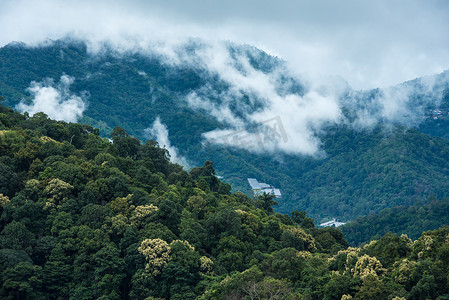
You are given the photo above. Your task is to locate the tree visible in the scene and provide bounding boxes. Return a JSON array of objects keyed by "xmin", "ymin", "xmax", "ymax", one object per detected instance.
[
  {"xmin": 80, "ymin": 204, "xmax": 112, "ymax": 229},
  {"xmin": 256, "ymin": 192, "xmax": 278, "ymax": 214},
  {"xmin": 138, "ymin": 238, "xmax": 171, "ymax": 276},
  {"xmin": 169, "ymin": 240, "xmax": 199, "ymax": 272},
  {"xmin": 281, "ymin": 227, "xmax": 317, "ymax": 252},
  {"xmin": 364, "ymin": 233, "xmax": 412, "ymax": 267},
  {"xmin": 264, "ymin": 248, "xmax": 303, "ymax": 282},
  {"xmin": 160, "ymin": 263, "xmax": 197, "ymax": 300},
  {"xmin": 92, "ymin": 244, "xmax": 126, "ymax": 298},
  {"xmin": 130, "ymin": 204, "xmax": 158, "ymax": 227},
  {"xmin": 1, "ymin": 262, "xmax": 43, "ymax": 300},
  {"xmin": 0, "ymin": 163, "xmax": 20, "ymax": 197},
  {"xmin": 43, "ymin": 178, "xmax": 74, "ymax": 209},
  {"xmin": 0, "ymin": 221, "xmax": 35, "ymax": 253},
  {"xmin": 291, "ymin": 210, "xmax": 315, "ymax": 228},
  {"xmin": 129, "ymin": 269, "xmax": 158, "ymax": 299},
  {"xmin": 205, "ymin": 208, "xmax": 242, "ymax": 250},
  {"xmin": 0, "ymin": 193, "xmax": 10, "ymax": 207},
  {"xmin": 355, "ymin": 274, "xmax": 389, "ymax": 300},
  {"xmin": 43, "ymin": 244, "xmax": 73, "ymax": 297},
  {"xmin": 186, "ymin": 195, "xmax": 206, "ymax": 217},
  {"xmin": 323, "ymin": 274, "xmax": 354, "ymax": 300},
  {"xmin": 155, "ymin": 199, "xmax": 181, "ymax": 234},
  {"xmin": 190, "ymin": 161, "xmax": 220, "ymax": 192},
  {"xmin": 110, "ymin": 127, "xmax": 140, "ymax": 158},
  {"xmin": 241, "ymin": 277, "xmax": 295, "ymax": 300}
]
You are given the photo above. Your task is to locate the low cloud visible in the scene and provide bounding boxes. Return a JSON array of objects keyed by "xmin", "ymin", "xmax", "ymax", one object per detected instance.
[
  {"xmin": 180, "ymin": 43, "xmax": 343, "ymax": 156},
  {"xmin": 144, "ymin": 117, "xmax": 190, "ymax": 168},
  {"xmin": 345, "ymin": 71, "xmax": 449, "ymax": 129},
  {"xmin": 16, "ymin": 75, "xmax": 86, "ymax": 122},
  {"xmin": 178, "ymin": 43, "xmax": 448, "ymax": 155},
  {"xmin": 12, "ymin": 39, "xmax": 449, "ymax": 157}
]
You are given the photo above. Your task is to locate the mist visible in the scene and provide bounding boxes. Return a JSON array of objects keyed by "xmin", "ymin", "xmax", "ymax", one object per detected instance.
[
  {"xmin": 180, "ymin": 43, "xmax": 342, "ymax": 156},
  {"xmin": 16, "ymin": 75, "xmax": 86, "ymax": 122},
  {"xmin": 144, "ymin": 117, "xmax": 190, "ymax": 168},
  {"xmin": 178, "ymin": 43, "xmax": 448, "ymax": 156},
  {"xmin": 13, "ymin": 39, "xmax": 449, "ymax": 156}
]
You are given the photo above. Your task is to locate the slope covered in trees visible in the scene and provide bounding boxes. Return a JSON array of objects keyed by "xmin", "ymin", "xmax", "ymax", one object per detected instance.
[
  {"xmin": 0, "ymin": 101, "xmax": 346, "ymax": 298},
  {"xmin": 341, "ymin": 197, "xmax": 449, "ymax": 246},
  {"xmin": 2, "ymin": 39, "xmax": 449, "ymax": 223},
  {"xmin": 2, "ymin": 102, "xmax": 449, "ymax": 299}
]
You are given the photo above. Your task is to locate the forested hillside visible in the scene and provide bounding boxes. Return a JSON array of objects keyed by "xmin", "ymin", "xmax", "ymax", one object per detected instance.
[
  {"xmin": 2, "ymin": 102, "xmax": 449, "ymax": 299},
  {"xmin": 1, "ymin": 39, "xmax": 449, "ymax": 223},
  {"xmin": 341, "ymin": 197, "xmax": 449, "ymax": 246}
]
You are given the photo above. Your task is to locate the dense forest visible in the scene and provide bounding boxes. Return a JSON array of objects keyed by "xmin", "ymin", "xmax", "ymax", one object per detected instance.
[
  {"xmin": 2, "ymin": 40, "xmax": 449, "ymax": 222},
  {"xmin": 2, "ymin": 101, "xmax": 449, "ymax": 299},
  {"xmin": 341, "ymin": 196, "xmax": 449, "ymax": 246}
]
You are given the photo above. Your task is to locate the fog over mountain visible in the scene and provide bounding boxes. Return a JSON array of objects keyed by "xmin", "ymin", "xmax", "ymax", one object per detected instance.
[
  {"xmin": 2, "ymin": 0, "xmax": 449, "ymax": 156},
  {"xmin": 1, "ymin": 0, "xmax": 448, "ymax": 90},
  {"xmin": 6, "ymin": 38, "xmax": 448, "ymax": 157},
  {"xmin": 145, "ymin": 117, "xmax": 190, "ymax": 167}
]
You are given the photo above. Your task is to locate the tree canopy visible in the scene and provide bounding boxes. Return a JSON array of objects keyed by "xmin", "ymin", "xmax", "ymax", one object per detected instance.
[{"xmin": 1, "ymin": 100, "xmax": 449, "ymax": 299}]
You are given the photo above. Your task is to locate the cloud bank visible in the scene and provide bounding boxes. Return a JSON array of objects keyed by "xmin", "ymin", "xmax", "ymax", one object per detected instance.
[
  {"xmin": 16, "ymin": 75, "xmax": 86, "ymax": 122},
  {"xmin": 344, "ymin": 70, "xmax": 449, "ymax": 129},
  {"xmin": 0, "ymin": 0, "xmax": 448, "ymax": 89},
  {"xmin": 181, "ymin": 44, "xmax": 342, "ymax": 156},
  {"xmin": 178, "ymin": 43, "xmax": 448, "ymax": 156},
  {"xmin": 144, "ymin": 117, "xmax": 190, "ymax": 168}
]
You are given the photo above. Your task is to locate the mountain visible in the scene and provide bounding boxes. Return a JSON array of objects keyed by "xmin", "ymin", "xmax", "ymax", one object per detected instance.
[
  {"xmin": 2, "ymin": 105, "xmax": 449, "ymax": 299},
  {"xmin": 1, "ymin": 38, "xmax": 449, "ymax": 222}
]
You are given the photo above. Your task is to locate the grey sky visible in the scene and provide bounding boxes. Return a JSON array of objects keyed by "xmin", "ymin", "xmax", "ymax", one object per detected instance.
[{"xmin": 1, "ymin": 0, "xmax": 448, "ymax": 89}]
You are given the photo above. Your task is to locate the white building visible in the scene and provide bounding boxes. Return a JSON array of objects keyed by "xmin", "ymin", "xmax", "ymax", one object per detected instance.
[
  {"xmin": 319, "ymin": 218, "xmax": 346, "ymax": 228},
  {"xmin": 247, "ymin": 178, "xmax": 282, "ymax": 198}
]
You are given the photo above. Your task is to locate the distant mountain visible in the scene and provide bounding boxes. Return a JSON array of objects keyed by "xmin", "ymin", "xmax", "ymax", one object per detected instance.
[{"xmin": 1, "ymin": 38, "xmax": 449, "ymax": 222}]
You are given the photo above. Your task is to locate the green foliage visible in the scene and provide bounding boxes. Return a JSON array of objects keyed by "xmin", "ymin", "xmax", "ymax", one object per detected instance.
[
  {"xmin": 342, "ymin": 197, "xmax": 449, "ymax": 245},
  {"xmin": 2, "ymin": 92, "xmax": 449, "ymax": 299},
  {"xmin": 1, "ymin": 262, "xmax": 44, "ymax": 299}
]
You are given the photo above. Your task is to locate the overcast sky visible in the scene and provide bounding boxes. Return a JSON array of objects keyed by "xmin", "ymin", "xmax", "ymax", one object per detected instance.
[{"xmin": 1, "ymin": 0, "xmax": 448, "ymax": 89}]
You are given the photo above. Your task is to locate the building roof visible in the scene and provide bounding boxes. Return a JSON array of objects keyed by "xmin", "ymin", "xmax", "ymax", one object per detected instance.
[
  {"xmin": 247, "ymin": 178, "xmax": 260, "ymax": 189},
  {"xmin": 259, "ymin": 183, "xmax": 271, "ymax": 189},
  {"xmin": 319, "ymin": 218, "xmax": 346, "ymax": 228},
  {"xmin": 273, "ymin": 189, "xmax": 282, "ymax": 197},
  {"xmin": 248, "ymin": 178, "xmax": 282, "ymax": 198}
]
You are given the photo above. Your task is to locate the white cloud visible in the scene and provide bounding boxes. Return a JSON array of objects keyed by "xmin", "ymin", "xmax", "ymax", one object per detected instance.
[
  {"xmin": 16, "ymin": 75, "xmax": 86, "ymax": 122},
  {"xmin": 345, "ymin": 71, "xmax": 449, "ymax": 129},
  {"xmin": 186, "ymin": 91, "xmax": 245, "ymax": 128},
  {"xmin": 144, "ymin": 117, "xmax": 190, "ymax": 168},
  {"xmin": 181, "ymin": 44, "xmax": 342, "ymax": 156},
  {"xmin": 180, "ymin": 43, "xmax": 448, "ymax": 155}
]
